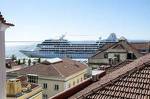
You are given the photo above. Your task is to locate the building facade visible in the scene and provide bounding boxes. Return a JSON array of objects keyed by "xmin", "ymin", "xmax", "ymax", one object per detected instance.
[
  {"xmin": 88, "ymin": 38, "xmax": 143, "ymax": 70},
  {"xmin": 8, "ymin": 58, "xmax": 88, "ymax": 98},
  {"xmin": 6, "ymin": 77, "xmax": 43, "ymax": 99}
]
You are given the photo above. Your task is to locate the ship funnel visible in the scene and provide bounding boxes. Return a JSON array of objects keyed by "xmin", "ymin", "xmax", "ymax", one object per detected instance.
[{"xmin": 106, "ymin": 33, "xmax": 117, "ymax": 42}]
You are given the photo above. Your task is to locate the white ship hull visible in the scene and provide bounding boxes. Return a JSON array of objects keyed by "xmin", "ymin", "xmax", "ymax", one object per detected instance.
[{"xmin": 20, "ymin": 50, "xmax": 95, "ymax": 58}]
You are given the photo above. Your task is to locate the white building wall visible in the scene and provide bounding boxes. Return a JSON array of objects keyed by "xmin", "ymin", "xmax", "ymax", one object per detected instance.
[{"xmin": 0, "ymin": 23, "xmax": 8, "ymax": 99}]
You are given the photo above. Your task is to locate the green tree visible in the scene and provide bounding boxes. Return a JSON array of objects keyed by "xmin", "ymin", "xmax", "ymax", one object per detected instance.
[
  {"xmin": 17, "ymin": 59, "xmax": 21, "ymax": 65},
  {"xmin": 11, "ymin": 54, "xmax": 17, "ymax": 61},
  {"xmin": 38, "ymin": 58, "xmax": 41, "ymax": 63},
  {"xmin": 28, "ymin": 59, "xmax": 31, "ymax": 66},
  {"xmin": 23, "ymin": 58, "xmax": 26, "ymax": 64}
]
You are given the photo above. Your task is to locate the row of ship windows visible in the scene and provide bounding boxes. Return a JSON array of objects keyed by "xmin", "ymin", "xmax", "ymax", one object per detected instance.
[
  {"xmin": 42, "ymin": 43, "xmax": 99, "ymax": 45},
  {"xmin": 40, "ymin": 48, "xmax": 98, "ymax": 50},
  {"xmin": 39, "ymin": 50, "xmax": 96, "ymax": 52},
  {"xmin": 37, "ymin": 54, "xmax": 91, "ymax": 58},
  {"xmin": 39, "ymin": 51, "xmax": 94, "ymax": 54},
  {"xmin": 40, "ymin": 46, "xmax": 99, "ymax": 48}
]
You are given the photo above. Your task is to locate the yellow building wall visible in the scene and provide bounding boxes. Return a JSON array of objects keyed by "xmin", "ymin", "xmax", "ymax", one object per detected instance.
[
  {"xmin": 38, "ymin": 78, "xmax": 65, "ymax": 98},
  {"xmin": 65, "ymin": 69, "xmax": 87, "ymax": 88},
  {"xmin": 9, "ymin": 68, "xmax": 88, "ymax": 98},
  {"xmin": 37, "ymin": 68, "xmax": 88, "ymax": 98},
  {"xmin": 7, "ymin": 86, "xmax": 43, "ymax": 99}
]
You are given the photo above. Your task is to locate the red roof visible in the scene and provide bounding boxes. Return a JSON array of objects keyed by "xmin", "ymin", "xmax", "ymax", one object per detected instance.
[
  {"xmin": 69, "ymin": 53, "xmax": 150, "ymax": 99},
  {"xmin": 12, "ymin": 58, "xmax": 87, "ymax": 78},
  {"xmin": 0, "ymin": 13, "xmax": 14, "ymax": 26}
]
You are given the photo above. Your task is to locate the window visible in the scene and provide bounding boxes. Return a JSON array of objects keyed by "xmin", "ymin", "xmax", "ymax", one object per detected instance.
[
  {"xmin": 43, "ymin": 83, "xmax": 47, "ymax": 89},
  {"xmin": 77, "ymin": 79, "xmax": 79, "ymax": 83},
  {"xmin": 68, "ymin": 83, "xmax": 71, "ymax": 88},
  {"xmin": 81, "ymin": 77, "xmax": 83, "ymax": 82},
  {"xmin": 54, "ymin": 84, "xmax": 59, "ymax": 91},
  {"xmin": 104, "ymin": 52, "xmax": 108, "ymax": 58},
  {"xmin": 43, "ymin": 94, "xmax": 48, "ymax": 99},
  {"xmin": 27, "ymin": 74, "xmax": 38, "ymax": 83},
  {"xmin": 73, "ymin": 81, "xmax": 75, "ymax": 86},
  {"xmin": 140, "ymin": 49, "xmax": 146, "ymax": 52},
  {"xmin": 114, "ymin": 54, "xmax": 120, "ymax": 62},
  {"xmin": 127, "ymin": 53, "xmax": 137, "ymax": 59}
]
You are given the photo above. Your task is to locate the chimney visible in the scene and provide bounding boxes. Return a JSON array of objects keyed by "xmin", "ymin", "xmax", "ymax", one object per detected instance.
[
  {"xmin": 6, "ymin": 79, "xmax": 22, "ymax": 97},
  {"xmin": 118, "ymin": 36, "xmax": 127, "ymax": 43},
  {"xmin": 92, "ymin": 70, "xmax": 106, "ymax": 82}
]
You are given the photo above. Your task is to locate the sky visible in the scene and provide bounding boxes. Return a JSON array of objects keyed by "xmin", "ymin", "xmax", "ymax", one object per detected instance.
[{"xmin": 0, "ymin": 0, "xmax": 150, "ymax": 41}]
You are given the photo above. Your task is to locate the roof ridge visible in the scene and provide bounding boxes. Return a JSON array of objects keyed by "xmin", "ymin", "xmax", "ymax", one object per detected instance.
[
  {"xmin": 90, "ymin": 42, "xmax": 120, "ymax": 58},
  {"xmin": 50, "ymin": 64, "xmax": 64, "ymax": 77},
  {"xmin": 125, "ymin": 41, "xmax": 143, "ymax": 56},
  {"xmin": 90, "ymin": 40, "xmax": 143, "ymax": 59}
]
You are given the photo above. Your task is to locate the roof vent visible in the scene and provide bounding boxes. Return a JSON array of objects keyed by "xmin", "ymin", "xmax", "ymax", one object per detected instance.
[
  {"xmin": 41, "ymin": 58, "xmax": 62, "ymax": 65},
  {"xmin": 46, "ymin": 58, "xmax": 62, "ymax": 64},
  {"xmin": 92, "ymin": 70, "xmax": 105, "ymax": 82}
]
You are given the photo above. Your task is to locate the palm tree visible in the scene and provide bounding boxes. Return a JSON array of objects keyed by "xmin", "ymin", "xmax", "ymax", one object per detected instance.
[
  {"xmin": 17, "ymin": 59, "xmax": 21, "ymax": 65},
  {"xmin": 38, "ymin": 58, "xmax": 41, "ymax": 63}
]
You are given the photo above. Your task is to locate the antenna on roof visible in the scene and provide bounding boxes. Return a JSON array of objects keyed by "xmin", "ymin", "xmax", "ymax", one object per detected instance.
[
  {"xmin": 59, "ymin": 34, "xmax": 65, "ymax": 40},
  {"xmin": 59, "ymin": 33, "xmax": 67, "ymax": 40}
]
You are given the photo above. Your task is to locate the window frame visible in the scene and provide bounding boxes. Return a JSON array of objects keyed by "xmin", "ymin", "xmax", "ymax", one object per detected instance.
[{"xmin": 54, "ymin": 84, "xmax": 59, "ymax": 91}]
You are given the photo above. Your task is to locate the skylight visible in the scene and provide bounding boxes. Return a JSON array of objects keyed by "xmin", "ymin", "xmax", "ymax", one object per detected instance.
[{"xmin": 46, "ymin": 58, "xmax": 62, "ymax": 64}]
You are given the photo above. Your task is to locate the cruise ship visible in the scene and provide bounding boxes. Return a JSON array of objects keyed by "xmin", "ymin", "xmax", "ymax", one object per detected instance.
[{"xmin": 20, "ymin": 33, "xmax": 118, "ymax": 59}]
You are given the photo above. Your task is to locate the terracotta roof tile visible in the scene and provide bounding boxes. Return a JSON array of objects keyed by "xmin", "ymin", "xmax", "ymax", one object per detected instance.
[
  {"xmin": 0, "ymin": 12, "xmax": 14, "ymax": 26},
  {"xmin": 90, "ymin": 40, "xmax": 143, "ymax": 59},
  {"xmin": 70, "ymin": 53, "xmax": 150, "ymax": 99},
  {"xmin": 16, "ymin": 76, "xmax": 39, "ymax": 89},
  {"xmin": 12, "ymin": 58, "xmax": 87, "ymax": 78}
]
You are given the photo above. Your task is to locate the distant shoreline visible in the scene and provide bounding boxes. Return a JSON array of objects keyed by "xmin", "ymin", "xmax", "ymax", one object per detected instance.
[{"xmin": 5, "ymin": 41, "xmax": 41, "ymax": 42}]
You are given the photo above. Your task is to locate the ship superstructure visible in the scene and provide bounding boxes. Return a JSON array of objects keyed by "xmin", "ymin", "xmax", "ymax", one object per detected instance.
[{"xmin": 20, "ymin": 33, "xmax": 118, "ymax": 59}]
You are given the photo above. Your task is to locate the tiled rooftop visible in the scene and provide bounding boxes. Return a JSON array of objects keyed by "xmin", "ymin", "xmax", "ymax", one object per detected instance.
[
  {"xmin": 104, "ymin": 60, "xmax": 133, "ymax": 74},
  {"xmin": 98, "ymin": 41, "xmax": 150, "ymax": 55},
  {"xmin": 11, "ymin": 58, "xmax": 87, "ymax": 78},
  {"xmin": 91, "ymin": 40, "xmax": 143, "ymax": 59},
  {"xmin": 69, "ymin": 53, "xmax": 150, "ymax": 99},
  {"xmin": 84, "ymin": 65, "xmax": 150, "ymax": 99},
  {"xmin": 0, "ymin": 12, "xmax": 14, "ymax": 26}
]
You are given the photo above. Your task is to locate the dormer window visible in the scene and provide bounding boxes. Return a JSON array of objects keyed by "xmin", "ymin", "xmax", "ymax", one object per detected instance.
[{"xmin": 27, "ymin": 74, "xmax": 38, "ymax": 84}]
